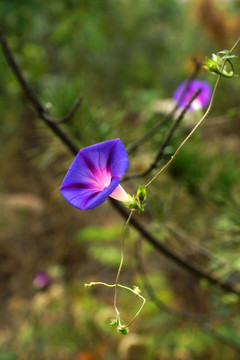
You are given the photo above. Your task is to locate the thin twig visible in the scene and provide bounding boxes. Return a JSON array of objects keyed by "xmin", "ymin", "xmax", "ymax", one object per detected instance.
[
  {"xmin": 145, "ymin": 76, "xmax": 221, "ymax": 189},
  {"xmin": 44, "ymin": 95, "xmax": 83, "ymax": 124},
  {"xmin": 114, "ymin": 210, "xmax": 134, "ymax": 324},
  {"xmin": 124, "ymin": 89, "xmax": 201, "ymax": 181},
  {"xmin": 126, "ymin": 60, "xmax": 201, "ymax": 155},
  {"xmin": 126, "ymin": 109, "xmax": 177, "ymax": 155}
]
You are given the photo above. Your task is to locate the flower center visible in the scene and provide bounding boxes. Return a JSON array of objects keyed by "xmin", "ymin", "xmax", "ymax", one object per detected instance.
[{"xmin": 93, "ymin": 171, "xmax": 112, "ymax": 191}]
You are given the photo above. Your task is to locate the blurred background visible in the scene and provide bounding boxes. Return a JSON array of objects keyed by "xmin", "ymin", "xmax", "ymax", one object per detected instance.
[{"xmin": 1, "ymin": 0, "xmax": 240, "ymax": 359}]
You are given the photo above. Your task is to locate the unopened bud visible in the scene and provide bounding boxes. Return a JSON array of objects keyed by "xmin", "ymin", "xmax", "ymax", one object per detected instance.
[{"xmin": 137, "ymin": 185, "xmax": 146, "ymax": 203}]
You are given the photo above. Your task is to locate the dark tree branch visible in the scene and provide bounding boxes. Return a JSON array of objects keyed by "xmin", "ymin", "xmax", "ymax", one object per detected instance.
[
  {"xmin": 0, "ymin": 27, "xmax": 81, "ymax": 154},
  {"xmin": 124, "ymin": 88, "xmax": 201, "ymax": 181},
  {"xmin": 126, "ymin": 109, "xmax": 177, "ymax": 154},
  {"xmin": 201, "ymin": 325, "xmax": 240, "ymax": 353},
  {"xmin": 110, "ymin": 199, "xmax": 240, "ymax": 296},
  {"xmin": 166, "ymin": 225, "xmax": 225, "ymax": 268},
  {"xmin": 2, "ymin": 27, "xmax": 240, "ymax": 298},
  {"xmin": 135, "ymin": 240, "xmax": 240, "ymax": 353},
  {"xmin": 135, "ymin": 239, "xmax": 238, "ymax": 322}
]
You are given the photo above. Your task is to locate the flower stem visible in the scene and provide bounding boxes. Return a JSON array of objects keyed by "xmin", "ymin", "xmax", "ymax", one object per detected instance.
[
  {"xmin": 89, "ymin": 281, "xmax": 146, "ymax": 328},
  {"xmin": 114, "ymin": 209, "xmax": 134, "ymax": 325}
]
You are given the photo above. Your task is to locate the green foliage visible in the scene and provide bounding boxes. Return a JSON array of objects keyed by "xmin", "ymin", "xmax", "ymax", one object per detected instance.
[
  {"xmin": 1, "ymin": 0, "xmax": 240, "ymax": 359},
  {"xmin": 76, "ymin": 225, "xmax": 122, "ymax": 243},
  {"xmin": 0, "ymin": 353, "xmax": 18, "ymax": 360}
]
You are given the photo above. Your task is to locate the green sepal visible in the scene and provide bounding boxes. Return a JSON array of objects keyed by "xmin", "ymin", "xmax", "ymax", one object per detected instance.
[
  {"xmin": 118, "ymin": 327, "xmax": 129, "ymax": 335},
  {"xmin": 123, "ymin": 197, "xmax": 144, "ymax": 213},
  {"xmin": 137, "ymin": 185, "xmax": 146, "ymax": 203}
]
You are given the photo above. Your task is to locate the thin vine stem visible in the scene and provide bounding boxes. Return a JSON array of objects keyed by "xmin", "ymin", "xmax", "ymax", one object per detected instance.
[
  {"xmin": 88, "ymin": 280, "xmax": 146, "ymax": 328},
  {"xmin": 125, "ymin": 293, "xmax": 146, "ymax": 328},
  {"xmin": 145, "ymin": 35, "xmax": 240, "ymax": 190},
  {"xmin": 230, "ymin": 35, "xmax": 240, "ymax": 53},
  {"xmin": 88, "ymin": 209, "xmax": 146, "ymax": 329},
  {"xmin": 114, "ymin": 209, "xmax": 134, "ymax": 324}
]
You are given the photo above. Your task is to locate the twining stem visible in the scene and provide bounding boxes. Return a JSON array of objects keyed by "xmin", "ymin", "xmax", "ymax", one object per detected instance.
[
  {"xmin": 88, "ymin": 280, "xmax": 146, "ymax": 328},
  {"xmin": 114, "ymin": 209, "xmax": 134, "ymax": 325},
  {"xmin": 86, "ymin": 210, "xmax": 146, "ymax": 330},
  {"xmin": 145, "ymin": 35, "xmax": 240, "ymax": 190},
  {"xmin": 230, "ymin": 35, "xmax": 240, "ymax": 53},
  {"xmin": 125, "ymin": 292, "xmax": 146, "ymax": 328}
]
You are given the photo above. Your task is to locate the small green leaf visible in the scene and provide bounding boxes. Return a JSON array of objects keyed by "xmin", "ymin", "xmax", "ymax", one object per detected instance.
[
  {"xmin": 133, "ymin": 285, "xmax": 141, "ymax": 295},
  {"xmin": 109, "ymin": 318, "xmax": 118, "ymax": 327},
  {"xmin": 118, "ymin": 327, "xmax": 129, "ymax": 335},
  {"xmin": 218, "ymin": 50, "xmax": 237, "ymax": 60}
]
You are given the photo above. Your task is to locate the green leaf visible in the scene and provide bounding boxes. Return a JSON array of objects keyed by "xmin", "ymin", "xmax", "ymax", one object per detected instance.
[{"xmin": 218, "ymin": 50, "xmax": 237, "ymax": 60}]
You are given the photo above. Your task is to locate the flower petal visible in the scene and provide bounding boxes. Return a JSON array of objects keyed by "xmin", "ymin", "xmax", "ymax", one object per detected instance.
[
  {"xmin": 84, "ymin": 176, "xmax": 120, "ymax": 210},
  {"xmin": 60, "ymin": 153, "xmax": 99, "ymax": 189},
  {"xmin": 80, "ymin": 138, "xmax": 129, "ymax": 179},
  {"xmin": 109, "ymin": 139, "xmax": 129, "ymax": 177},
  {"xmin": 109, "ymin": 184, "xmax": 132, "ymax": 203},
  {"xmin": 60, "ymin": 183, "xmax": 100, "ymax": 210}
]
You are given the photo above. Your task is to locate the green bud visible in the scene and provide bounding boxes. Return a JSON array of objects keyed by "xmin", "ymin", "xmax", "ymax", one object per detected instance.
[
  {"xmin": 137, "ymin": 185, "xmax": 146, "ymax": 203},
  {"xmin": 133, "ymin": 285, "xmax": 141, "ymax": 295},
  {"xmin": 84, "ymin": 282, "xmax": 95, "ymax": 289},
  {"xmin": 118, "ymin": 326, "xmax": 129, "ymax": 335},
  {"xmin": 203, "ymin": 52, "xmax": 236, "ymax": 78},
  {"xmin": 124, "ymin": 189, "xmax": 146, "ymax": 213}
]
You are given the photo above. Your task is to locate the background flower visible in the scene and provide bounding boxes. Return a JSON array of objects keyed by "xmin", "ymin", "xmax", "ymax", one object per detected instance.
[
  {"xmin": 173, "ymin": 79, "xmax": 212, "ymax": 111},
  {"xmin": 33, "ymin": 271, "xmax": 51, "ymax": 290}
]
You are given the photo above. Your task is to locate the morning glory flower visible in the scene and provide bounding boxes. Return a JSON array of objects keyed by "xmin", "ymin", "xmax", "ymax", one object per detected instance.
[
  {"xmin": 173, "ymin": 79, "xmax": 212, "ymax": 111},
  {"xmin": 33, "ymin": 271, "xmax": 51, "ymax": 290},
  {"xmin": 60, "ymin": 139, "xmax": 132, "ymax": 210}
]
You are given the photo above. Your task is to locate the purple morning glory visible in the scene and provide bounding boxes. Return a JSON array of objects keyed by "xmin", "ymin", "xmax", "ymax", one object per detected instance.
[
  {"xmin": 60, "ymin": 139, "xmax": 132, "ymax": 210},
  {"xmin": 173, "ymin": 79, "xmax": 212, "ymax": 112},
  {"xmin": 33, "ymin": 272, "xmax": 51, "ymax": 290}
]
